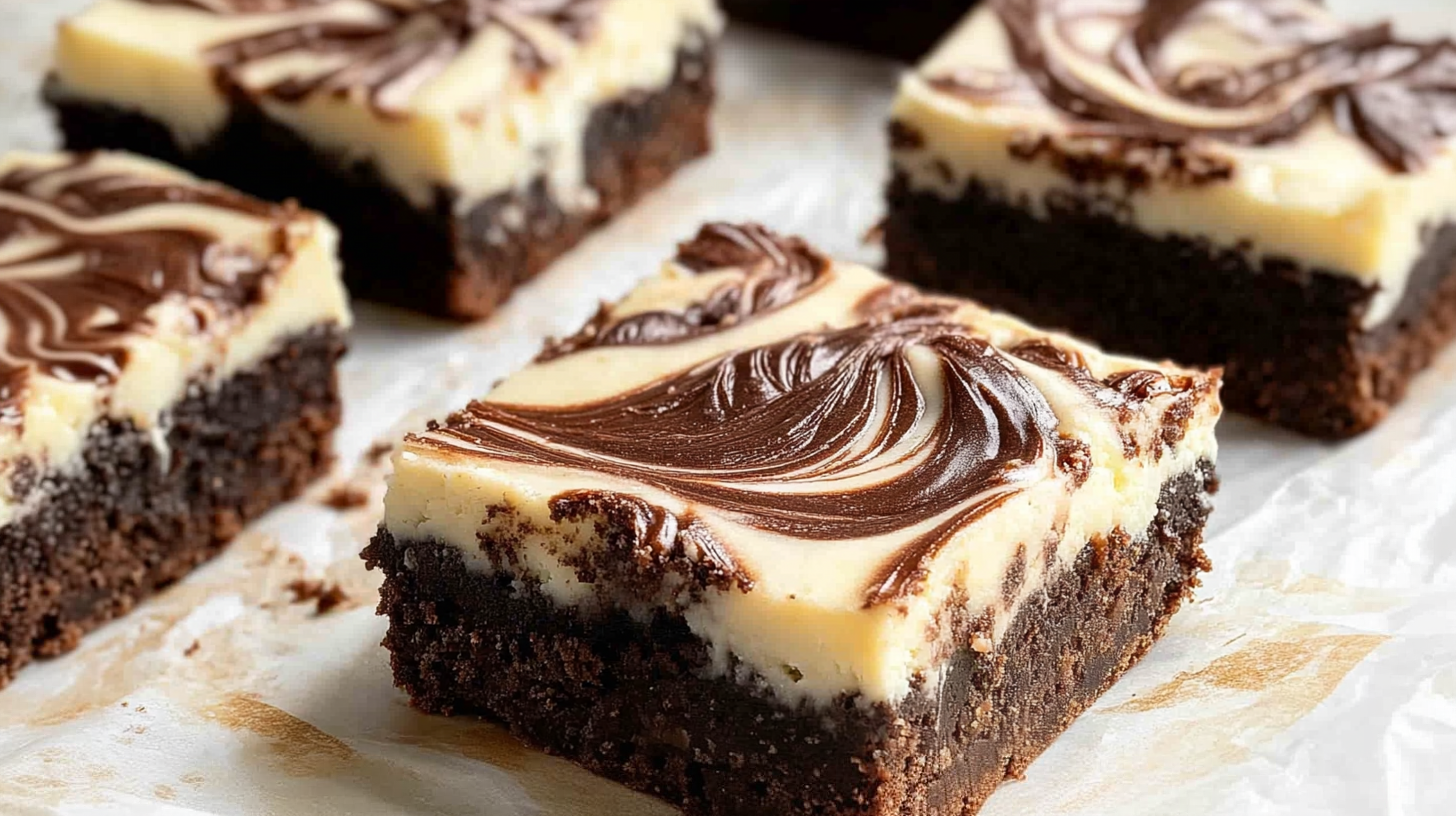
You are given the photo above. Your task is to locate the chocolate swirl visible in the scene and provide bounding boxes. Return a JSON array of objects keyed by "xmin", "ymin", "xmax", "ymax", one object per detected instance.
[
  {"xmin": 0, "ymin": 155, "xmax": 287, "ymax": 420},
  {"xmin": 938, "ymin": 0, "xmax": 1456, "ymax": 172},
  {"xmin": 141, "ymin": 0, "xmax": 604, "ymax": 116},
  {"xmin": 419, "ymin": 316, "xmax": 1063, "ymax": 606},
  {"xmin": 538, "ymin": 223, "xmax": 830, "ymax": 362}
]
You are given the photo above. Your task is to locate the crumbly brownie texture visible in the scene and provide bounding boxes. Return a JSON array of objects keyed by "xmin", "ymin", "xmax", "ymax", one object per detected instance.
[
  {"xmin": 720, "ymin": 1, "xmax": 974, "ymax": 61},
  {"xmin": 886, "ymin": 1, "xmax": 1456, "ymax": 438},
  {"xmin": 368, "ymin": 225, "xmax": 1222, "ymax": 815},
  {"xmin": 884, "ymin": 177, "xmax": 1456, "ymax": 438},
  {"xmin": 366, "ymin": 461, "xmax": 1213, "ymax": 816},
  {"xmin": 0, "ymin": 329, "xmax": 343, "ymax": 687},
  {"xmin": 0, "ymin": 150, "xmax": 350, "ymax": 683},
  {"xmin": 48, "ymin": 49, "xmax": 713, "ymax": 320}
]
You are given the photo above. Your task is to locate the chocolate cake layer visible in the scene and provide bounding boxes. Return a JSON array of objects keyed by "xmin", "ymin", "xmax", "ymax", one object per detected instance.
[
  {"xmin": 365, "ymin": 461, "xmax": 1213, "ymax": 816},
  {"xmin": 0, "ymin": 328, "xmax": 344, "ymax": 687},
  {"xmin": 47, "ymin": 48, "xmax": 714, "ymax": 321},
  {"xmin": 884, "ymin": 174, "xmax": 1456, "ymax": 438},
  {"xmin": 721, "ymin": 1, "xmax": 974, "ymax": 61}
]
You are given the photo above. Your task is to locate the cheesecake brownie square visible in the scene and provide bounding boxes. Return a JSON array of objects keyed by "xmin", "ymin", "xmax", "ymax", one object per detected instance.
[
  {"xmin": 885, "ymin": 0, "xmax": 1456, "ymax": 438},
  {"xmin": 46, "ymin": 0, "xmax": 722, "ymax": 320},
  {"xmin": 0, "ymin": 151, "xmax": 350, "ymax": 686},
  {"xmin": 364, "ymin": 223, "xmax": 1221, "ymax": 816},
  {"xmin": 721, "ymin": 1, "xmax": 975, "ymax": 61}
]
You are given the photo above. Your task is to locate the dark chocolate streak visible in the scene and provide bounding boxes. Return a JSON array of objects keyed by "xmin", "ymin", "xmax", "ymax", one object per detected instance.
[
  {"xmin": 0, "ymin": 154, "xmax": 285, "ymax": 419},
  {"xmin": 538, "ymin": 223, "xmax": 830, "ymax": 362},
  {"xmin": 421, "ymin": 317, "xmax": 1065, "ymax": 606},
  {"xmin": 142, "ymin": 0, "xmax": 604, "ymax": 116},
  {"xmin": 937, "ymin": 0, "xmax": 1456, "ymax": 172}
]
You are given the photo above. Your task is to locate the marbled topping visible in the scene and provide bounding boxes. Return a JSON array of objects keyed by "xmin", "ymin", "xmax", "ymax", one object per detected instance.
[
  {"xmin": 413, "ymin": 225, "xmax": 1208, "ymax": 607},
  {"xmin": 933, "ymin": 0, "xmax": 1456, "ymax": 171},
  {"xmin": 424, "ymin": 318, "xmax": 1061, "ymax": 606},
  {"xmin": 385, "ymin": 224, "xmax": 1221, "ymax": 705},
  {"xmin": 0, "ymin": 153, "xmax": 294, "ymax": 421},
  {"xmin": 539, "ymin": 223, "xmax": 829, "ymax": 361},
  {"xmin": 138, "ymin": 0, "xmax": 605, "ymax": 115}
]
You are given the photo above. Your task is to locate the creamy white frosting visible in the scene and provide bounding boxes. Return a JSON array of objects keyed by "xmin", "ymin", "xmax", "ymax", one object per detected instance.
[
  {"xmin": 382, "ymin": 249, "xmax": 1222, "ymax": 707},
  {"xmin": 50, "ymin": 0, "xmax": 723, "ymax": 212},
  {"xmin": 891, "ymin": 3, "xmax": 1456, "ymax": 327},
  {"xmin": 0, "ymin": 151, "xmax": 352, "ymax": 525}
]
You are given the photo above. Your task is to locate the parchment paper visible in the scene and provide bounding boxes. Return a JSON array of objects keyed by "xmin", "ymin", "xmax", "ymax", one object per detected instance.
[{"xmin": 0, "ymin": 1, "xmax": 1453, "ymax": 813}]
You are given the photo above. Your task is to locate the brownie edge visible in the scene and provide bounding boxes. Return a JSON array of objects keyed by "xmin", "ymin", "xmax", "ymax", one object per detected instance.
[
  {"xmin": 0, "ymin": 327, "xmax": 345, "ymax": 686},
  {"xmin": 883, "ymin": 171, "xmax": 1456, "ymax": 438},
  {"xmin": 363, "ymin": 461, "xmax": 1215, "ymax": 816},
  {"xmin": 46, "ymin": 46, "xmax": 716, "ymax": 321}
]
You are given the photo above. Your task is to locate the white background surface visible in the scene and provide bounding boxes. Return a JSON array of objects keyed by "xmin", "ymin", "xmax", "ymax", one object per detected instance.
[{"xmin": 0, "ymin": 1, "xmax": 1454, "ymax": 813}]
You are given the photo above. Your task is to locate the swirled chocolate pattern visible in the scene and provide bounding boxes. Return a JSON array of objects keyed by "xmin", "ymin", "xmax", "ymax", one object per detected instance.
[
  {"xmin": 937, "ymin": 0, "xmax": 1456, "ymax": 171},
  {"xmin": 420, "ymin": 316, "xmax": 1062, "ymax": 606},
  {"xmin": 139, "ymin": 0, "xmax": 605, "ymax": 115},
  {"xmin": 0, "ymin": 154, "xmax": 286, "ymax": 417},
  {"xmin": 538, "ymin": 223, "xmax": 829, "ymax": 362}
]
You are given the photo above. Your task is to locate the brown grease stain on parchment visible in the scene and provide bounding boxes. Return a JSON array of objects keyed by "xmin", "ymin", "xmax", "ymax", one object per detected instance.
[
  {"xmin": 1109, "ymin": 631, "xmax": 1385, "ymax": 714},
  {"xmin": 387, "ymin": 705, "xmax": 678, "ymax": 816},
  {"xmin": 1050, "ymin": 625, "xmax": 1386, "ymax": 813},
  {"xmin": 0, "ymin": 774, "xmax": 66, "ymax": 809},
  {"xmin": 1235, "ymin": 559, "xmax": 1403, "ymax": 613},
  {"xmin": 204, "ymin": 693, "xmax": 357, "ymax": 777}
]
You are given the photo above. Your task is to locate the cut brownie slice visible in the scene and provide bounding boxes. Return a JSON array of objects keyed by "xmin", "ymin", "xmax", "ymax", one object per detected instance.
[
  {"xmin": 363, "ymin": 223, "xmax": 1221, "ymax": 816},
  {"xmin": 721, "ymin": 1, "xmax": 975, "ymax": 62},
  {"xmin": 0, "ymin": 151, "xmax": 351, "ymax": 687},
  {"xmin": 46, "ymin": 0, "xmax": 722, "ymax": 320},
  {"xmin": 884, "ymin": 0, "xmax": 1456, "ymax": 438}
]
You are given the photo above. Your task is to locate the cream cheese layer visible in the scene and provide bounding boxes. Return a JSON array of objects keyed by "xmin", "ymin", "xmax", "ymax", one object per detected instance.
[
  {"xmin": 891, "ymin": 1, "xmax": 1456, "ymax": 326},
  {"xmin": 0, "ymin": 150, "xmax": 351, "ymax": 525},
  {"xmin": 381, "ymin": 224, "xmax": 1221, "ymax": 707},
  {"xmin": 51, "ymin": 0, "xmax": 724, "ymax": 212}
]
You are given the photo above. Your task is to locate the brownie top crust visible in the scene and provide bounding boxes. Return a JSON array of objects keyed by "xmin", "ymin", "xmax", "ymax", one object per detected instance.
[
  {"xmin": 0, "ymin": 150, "xmax": 350, "ymax": 523},
  {"xmin": 383, "ymin": 223, "xmax": 1222, "ymax": 706},
  {"xmin": 892, "ymin": 0, "xmax": 1456, "ymax": 325},
  {"xmin": 49, "ymin": 0, "xmax": 722, "ymax": 211}
]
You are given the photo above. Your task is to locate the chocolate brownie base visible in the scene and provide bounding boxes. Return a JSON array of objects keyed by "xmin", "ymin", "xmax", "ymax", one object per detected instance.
[
  {"xmin": 46, "ymin": 47, "xmax": 715, "ymax": 321},
  {"xmin": 884, "ymin": 173, "xmax": 1456, "ymax": 438},
  {"xmin": 722, "ymin": 1, "xmax": 974, "ymax": 62},
  {"xmin": 0, "ymin": 327, "xmax": 344, "ymax": 687},
  {"xmin": 363, "ymin": 461, "xmax": 1214, "ymax": 816}
]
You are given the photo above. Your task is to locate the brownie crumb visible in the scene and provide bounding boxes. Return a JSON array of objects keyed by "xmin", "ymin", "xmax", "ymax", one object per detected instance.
[
  {"xmin": 286, "ymin": 579, "xmax": 351, "ymax": 615},
  {"xmin": 315, "ymin": 585, "xmax": 350, "ymax": 614},
  {"xmin": 888, "ymin": 120, "xmax": 926, "ymax": 151},
  {"xmin": 322, "ymin": 484, "xmax": 370, "ymax": 510},
  {"xmin": 364, "ymin": 441, "xmax": 395, "ymax": 465}
]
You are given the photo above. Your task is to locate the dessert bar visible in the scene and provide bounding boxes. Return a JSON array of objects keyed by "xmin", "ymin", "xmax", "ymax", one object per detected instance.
[
  {"xmin": 885, "ymin": 0, "xmax": 1456, "ymax": 437},
  {"xmin": 0, "ymin": 151, "xmax": 350, "ymax": 686},
  {"xmin": 46, "ymin": 0, "xmax": 722, "ymax": 320},
  {"xmin": 721, "ymin": 1, "xmax": 974, "ymax": 62},
  {"xmin": 364, "ymin": 223, "xmax": 1221, "ymax": 815}
]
